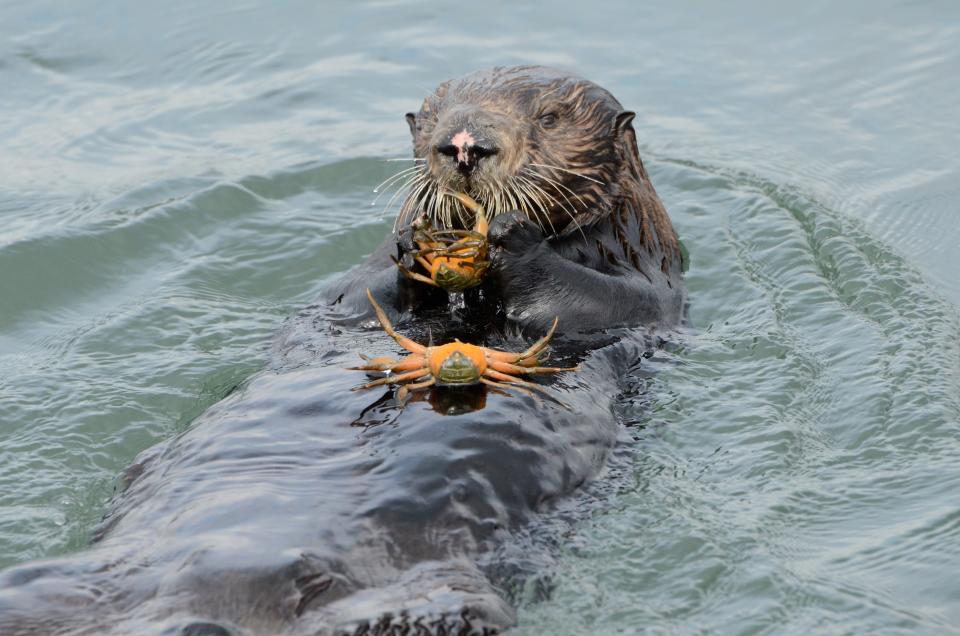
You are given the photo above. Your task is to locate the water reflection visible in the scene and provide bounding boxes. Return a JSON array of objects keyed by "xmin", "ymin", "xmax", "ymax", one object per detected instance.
[{"xmin": 352, "ymin": 384, "xmax": 491, "ymax": 427}]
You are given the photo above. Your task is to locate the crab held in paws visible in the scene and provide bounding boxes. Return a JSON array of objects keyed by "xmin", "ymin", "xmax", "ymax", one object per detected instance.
[
  {"xmin": 393, "ymin": 191, "xmax": 491, "ymax": 292},
  {"xmin": 349, "ymin": 289, "xmax": 576, "ymax": 403}
]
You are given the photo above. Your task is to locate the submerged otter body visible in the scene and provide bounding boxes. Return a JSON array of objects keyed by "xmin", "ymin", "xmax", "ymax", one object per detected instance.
[{"xmin": 0, "ymin": 67, "xmax": 685, "ymax": 635}]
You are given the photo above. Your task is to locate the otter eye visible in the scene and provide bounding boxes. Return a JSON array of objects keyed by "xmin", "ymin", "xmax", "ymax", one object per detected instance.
[{"xmin": 538, "ymin": 112, "xmax": 559, "ymax": 129}]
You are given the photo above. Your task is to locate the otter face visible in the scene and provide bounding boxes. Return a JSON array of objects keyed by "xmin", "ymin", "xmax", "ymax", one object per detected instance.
[{"xmin": 397, "ymin": 66, "xmax": 638, "ymax": 234}]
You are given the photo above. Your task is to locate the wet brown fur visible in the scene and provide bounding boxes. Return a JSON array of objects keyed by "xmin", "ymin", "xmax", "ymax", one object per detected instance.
[{"xmin": 398, "ymin": 65, "xmax": 680, "ymax": 266}]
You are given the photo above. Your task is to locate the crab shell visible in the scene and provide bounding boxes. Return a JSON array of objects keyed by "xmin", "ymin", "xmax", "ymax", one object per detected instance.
[
  {"xmin": 428, "ymin": 341, "xmax": 490, "ymax": 385},
  {"xmin": 398, "ymin": 192, "xmax": 491, "ymax": 292},
  {"xmin": 350, "ymin": 289, "xmax": 574, "ymax": 405},
  {"xmin": 423, "ymin": 250, "xmax": 490, "ymax": 293}
]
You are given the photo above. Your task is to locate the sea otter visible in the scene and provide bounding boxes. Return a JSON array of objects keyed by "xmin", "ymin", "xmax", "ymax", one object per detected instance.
[
  {"xmin": 0, "ymin": 67, "xmax": 685, "ymax": 635},
  {"xmin": 324, "ymin": 65, "xmax": 684, "ymax": 335}
]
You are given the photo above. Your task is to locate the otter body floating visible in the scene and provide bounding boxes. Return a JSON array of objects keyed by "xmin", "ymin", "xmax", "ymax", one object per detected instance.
[{"xmin": 0, "ymin": 66, "xmax": 686, "ymax": 635}]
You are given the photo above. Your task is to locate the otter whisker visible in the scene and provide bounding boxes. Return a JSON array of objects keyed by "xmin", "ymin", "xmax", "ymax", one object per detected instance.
[
  {"xmin": 529, "ymin": 162, "xmax": 604, "ymax": 186},
  {"xmin": 515, "ymin": 173, "xmax": 553, "ymax": 212},
  {"xmin": 512, "ymin": 178, "xmax": 537, "ymax": 219},
  {"xmin": 518, "ymin": 172, "xmax": 575, "ymax": 219},
  {"xmin": 432, "ymin": 183, "xmax": 453, "ymax": 229},
  {"xmin": 437, "ymin": 185, "xmax": 448, "ymax": 227},
  {"xmin": 382, "ymin": 173, "xmax": 426, "ymax": 220},
  {"xmin": 515, "ymin": 175, "xmax": 561, "ymax": 233},
  {"xmin": 506, "ymin": 175, "xmax": 536, "ymax": 226},
  {"xmin": 404, "ymin": 182, "xmax": 436, "ymax": 230},
  {"xmin": 479, "ymin": 183, "xmax": 500, "ymax": 220},
  {"xmin": 512, "ymin": 177, "xmax": 545, "ymax": 230},
  {"xmin": 476, "ymin": 184, "xmax": 492, "ymax": 219},
  {"xmin": 505, "ymin": 176, "xmax": 553, "ymax": 233},
  {"xmin": 492, "ymin": 183, "xmax": 504, "ymax": 219},
  {"xmin": 395, "ymin": 177, "xmax": 433, "ymax": 231},
  {"xmin": 493, "ymin": 177, "xmax": 522, "ymax": 224},
  {"xmin": 501, "ymin": 179, "xmax": 520, "ymax": 215},
  {"xmin": 523, "ymin": 168, "xmax": 592, "ymax": 232},
  {"xmin": 372, "ymin": 165, "xmax": 422, "ymax": 194},
  {"xmin": 381, "ymin": 177, "xmax": 420, "ymax": 218},
  {"xmin": 452, "ymin": 194, "xmax": 466, "ymax": 228},
  {"xmin": 435, "ymin": 186, "xmax": 446, "ymax": 228},
  {"xmin": 423, "ymin": 184, "xmax": 439, "ymax": 226},
  {"xmin": 372, "ymin": 165, "xmax": 423, "ymax": 202},
  {"xmin": 523, "ymin": 167, "xmax": 590, "ymax": 211},
  {"xmin": 378, "ymin": 175, "xmax": 422, "ymax": 222},
  {"xmin": 445, "ymin": 189, "xmax": 457, "ymax": 228},
  {"xmin": 514, "ymin": 178, "xmax": 549, "ymax": 220},
  {"xmin": 514, "ymin": 175, "xmax": 558, "ymax": 235},
  {"xmin": 520, "ymin": 169, "xmax": 585, "ymax": 236}
]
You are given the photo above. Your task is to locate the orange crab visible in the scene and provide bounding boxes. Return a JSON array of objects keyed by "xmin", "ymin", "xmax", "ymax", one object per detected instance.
[
  {"xmin": 350, "ymin": 289, "xmax": 575, "ymax": 403},
  {"xmin": 393, "ymin": 192, "xmax": 490, "ymax": 292}
]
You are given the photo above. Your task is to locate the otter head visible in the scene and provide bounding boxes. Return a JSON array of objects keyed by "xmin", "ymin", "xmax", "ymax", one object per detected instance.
[{"xmin": 396, "ymin": 66, "xmax": 648, "ymax": 236}]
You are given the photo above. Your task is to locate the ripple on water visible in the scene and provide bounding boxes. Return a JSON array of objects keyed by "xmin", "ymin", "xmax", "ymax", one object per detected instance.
[
  {"xmin": 0, "ymin": 157, "xmax": 400, "ymax": 569},
  {"xmin": 512, "ymin": 159, "xmax": 960, "ymax": 635}
]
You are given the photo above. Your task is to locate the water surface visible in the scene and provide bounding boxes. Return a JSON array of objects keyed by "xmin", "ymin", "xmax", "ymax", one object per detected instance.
[{"xmin": 2, "ymin": 1, "xmax": 959, "ymax": 633}]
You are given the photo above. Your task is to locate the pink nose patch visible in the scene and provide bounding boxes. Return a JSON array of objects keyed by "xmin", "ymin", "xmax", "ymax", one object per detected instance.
[{"xmin": 450, "ymin": 129, "xmax": 476, "ymax": 164}]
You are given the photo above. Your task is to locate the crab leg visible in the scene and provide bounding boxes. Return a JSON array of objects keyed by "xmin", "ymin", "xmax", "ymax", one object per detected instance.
[
  {"xmin": 482, "ymin": 372, "xmax": 570, "ymax": 409},
  {"xmin": 483, "ymin": 369, "xmax": 559, "ymax": 395},
  {"xmin": 391, "ymin": 257, "xmax": 442, "ymax": 288},
  {"xmin": 444, "ymin": 191, "xmax": 489, "ymax": 234},
  {"xmin": 353, "ymin": 367, "xmax": 430, "ymax": 391},
  {"xmin": 417, "ymin": 245, "xmax": 483, "ymax": 259},
  {"xmin": 426, "ymin": 231, "xmax": 485, "ymax": 241},
  {"xmin": 401, "ymin": 377, "xmax": 436, "ymax": 391},
  {"xmin": 421, "ymin": 233, "xmax": 485, "ymax": 247},
  {"xmin": 365, "ymin": 289, "xmax": 428, "ymax": 353},
  {"xmin": 428, "ymin": 228, "xmax": 485, "ymax": 237},
  {"xmin": 485, "ymin": 317, "xmax": 560, "ymax": 363},
  {"xmin": 424, "ymin": 229, "xmax": 485, "ymax": 242},
  {"xmin": 395, "ymin": 377, "xmax": 436, "ymax": 403},
  {"xmin": 399, "ymin": 268, "xmax": 441, "ymax": 287},
  {"xmin": 348, "ymin": 353, "xmax": 425, "ymax": 372},
  {"xmin": 487, "ymin": 360, "xmax": 577, "ymax": 376},
  {"xmin": 411, "ymin": 241, "xmax": 483, "ymax": 259},
  {"xmin": 479, "ymin": 380, "xmax": 513, "ymax": 398},
  {"xmin": 480, "ymin": 377, "xmax": 541, "ymax": 401}
]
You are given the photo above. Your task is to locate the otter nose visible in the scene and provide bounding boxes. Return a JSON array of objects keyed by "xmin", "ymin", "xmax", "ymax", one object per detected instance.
[{"xmin": 435, "ymin": 129, "xmax": 498, "ymax": 174}]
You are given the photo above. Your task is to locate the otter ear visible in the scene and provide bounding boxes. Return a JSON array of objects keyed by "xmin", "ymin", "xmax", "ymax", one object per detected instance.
[
  {"xmin": 614, "ymin": 110, "xmax": 636, "ymax": 135},
  {"xmin": 613, "ymin": 110, "xmax": 648, "ymax": 178},
  {"xmin": 405, "ymin": 113, "xmax": 418, "ymax": 138}
]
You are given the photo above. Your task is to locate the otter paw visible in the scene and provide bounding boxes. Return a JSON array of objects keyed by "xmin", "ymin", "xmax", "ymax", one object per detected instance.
[
  {"xmin": 489, "ymin": 210, "xmax": 544, "ymax": 254},
  {"xmin": 396, "ymin": 223, "xmax": 417, "ymax": 254},
  {"xmin": 394, "ymin": 225, "xmax": 418, "ymax": 270}
]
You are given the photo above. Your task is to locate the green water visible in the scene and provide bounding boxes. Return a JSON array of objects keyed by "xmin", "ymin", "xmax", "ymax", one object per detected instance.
[{"xmin": 2, "ymin": 1, "xmax": 959, "ymax": 633}]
